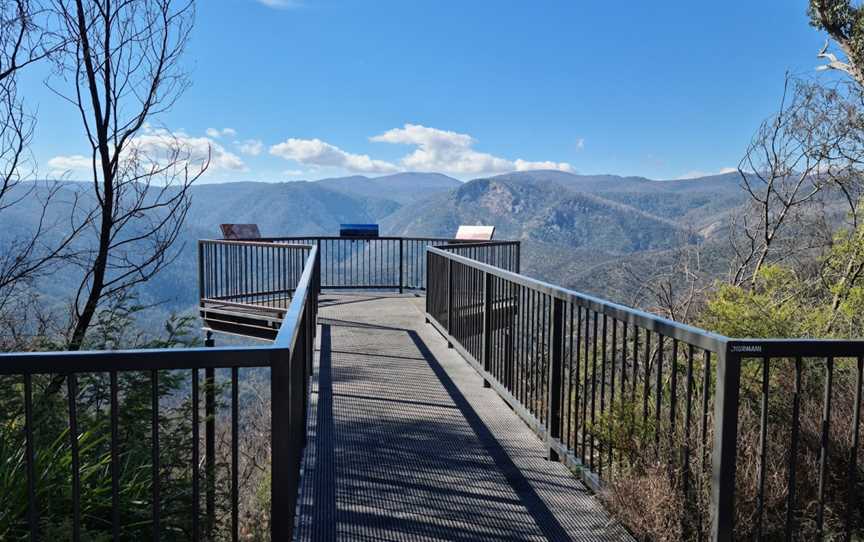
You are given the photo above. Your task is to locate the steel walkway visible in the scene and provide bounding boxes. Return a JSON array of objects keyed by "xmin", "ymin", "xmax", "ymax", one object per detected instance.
[{"xmin": 294, "ymin": 293, "xmax": 629, "ymax": 542}]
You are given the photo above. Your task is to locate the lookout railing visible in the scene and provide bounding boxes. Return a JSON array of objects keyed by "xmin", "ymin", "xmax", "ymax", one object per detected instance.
[
  {"xmin": 0, "ymin": 242, "xmax": 319, "ymax": 541},
  {"xmin": 197, "ymin": 236, "xmax": 520, "ymax": 338},
  {"xmin": 251, "ymin": 235, "xmax": 521, "ymax": 291},
  {"xmin": 426, "ymin": 245, "xmax": 864, "ymax": 541},
  {"xmin": 2, "ymin": 234, "xmax": 861, "ymax": 540}
]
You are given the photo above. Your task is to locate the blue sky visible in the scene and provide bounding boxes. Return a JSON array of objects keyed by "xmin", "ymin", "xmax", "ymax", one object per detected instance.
[{"xmin": 22, "ymin": 0, "xmax": 832, "ymax": 182}]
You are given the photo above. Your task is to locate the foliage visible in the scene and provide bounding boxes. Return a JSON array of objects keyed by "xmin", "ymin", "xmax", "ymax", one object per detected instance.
[
  {"xmin": 701, "ymin": 264, "xmax": 813, "ymax": 338},
  {"xmin": 0, "ymin": 299, "xmax": 242, "ymax": 540},
  {"xmin": 810, "ymin": 0, "xmax": 864, "ymax": 86},
  {"xmin": 704, "ymin": 205, "xmax": 864, "ymax": 339}
]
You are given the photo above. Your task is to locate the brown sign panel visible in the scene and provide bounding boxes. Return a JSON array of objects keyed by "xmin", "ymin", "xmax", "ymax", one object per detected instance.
[
  {"xmin": 455, "ymin": 225, "xmax": 495, "ymax": 241},
  {"xmin": 220, "ymin": 224, "xmax": 261, "ymax": 240}
]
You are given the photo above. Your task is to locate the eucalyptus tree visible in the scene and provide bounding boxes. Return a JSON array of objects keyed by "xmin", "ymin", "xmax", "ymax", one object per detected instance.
[{"xmin": 50, "ymin": 0, "xmax": 209, "ymax": 349}]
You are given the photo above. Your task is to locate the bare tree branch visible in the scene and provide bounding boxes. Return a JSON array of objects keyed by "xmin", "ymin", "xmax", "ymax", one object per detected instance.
[
  {"xmin": 51, "ymin": 0, "xmax": 207, "ymax": 350},
  {"xmin": 0, "ymin": 0, "xmax": 82, "ymax": 341},
  {"xmin": 730, "ymin": 75, "xmax": 864, "ymax": 287}
]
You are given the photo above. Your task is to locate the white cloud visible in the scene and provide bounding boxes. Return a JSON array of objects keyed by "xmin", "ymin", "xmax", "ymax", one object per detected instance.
[
  {"xmin": 282, "ymin": 169, "xmax": 305, "ymax": 177},
  {"xmin": 269, "ymin": 138, "xmax": 399, "ymax": 173},
  {"xmin": 131, "ymin": 129, "xmax": 245, "ymax": 172},
  {"xmin": 676, "ymin": 167, "xmax": 738, "ymax": 180},
  {"xmin": 237, "ymin": 139, "xmax": 264, "ymax": 156},
  {"xmin": 205, "ymin": 127, "xmax": 237, "ymax": 139},
  {"xmin": 370, "ymin": 124, "xmax": 573, "ymax": 175},
  {"xmin": 513, "ymin": 159, "xmax": 574, "ymax": 171},
  {"xmin": 47, "ymin": 154, "xmax": 92, "ymax": 176},
  {"xmin": 49, "ymin": 129, "xmax": 246, "ymax": 179},
  {"xmin": 256, "ymin": 0, "xmax": 301, "ymax": 8},
  {"xmin": 576, "ymin": 138, "xmax": 585, "ymax": 150}
]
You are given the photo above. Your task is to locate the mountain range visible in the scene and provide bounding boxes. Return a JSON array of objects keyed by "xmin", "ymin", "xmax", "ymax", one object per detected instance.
[{"xmin": 1, "ymin": 169, "xmax": 753, "ymax": 332}]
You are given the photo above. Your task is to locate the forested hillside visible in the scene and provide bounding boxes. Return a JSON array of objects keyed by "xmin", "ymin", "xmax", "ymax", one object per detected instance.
[{"xmin": 0, "ymin": 169, "xmax": 757, "ymax": 332}]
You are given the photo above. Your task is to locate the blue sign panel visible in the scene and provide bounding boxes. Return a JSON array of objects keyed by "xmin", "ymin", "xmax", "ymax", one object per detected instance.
[{"xmin": 339, "ymin": 224, "xmax": 379, "ymax": 238}]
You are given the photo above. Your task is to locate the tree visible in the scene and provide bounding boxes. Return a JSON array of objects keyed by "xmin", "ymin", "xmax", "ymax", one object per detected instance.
[
  {"xmin": 810, "ymin": 0, "xmax": 864, "ymax": 87},
  {"xmin": 730, "ymin": 76, "xmax": 864, "ymax": 287},
  {"xmin": 0, "ymin": 1, "xmax": 86, "ymax": 343},
  {"xmin": 51, "ymin": 0, "xmax": 209, "ymax": 350},
  {"xmin": 0, "ymin": 0, "xmax": 58, "ymax": 81},
  {"xmin": 621, "ymin": 230, "xmax": 708, "ymax": 324}
]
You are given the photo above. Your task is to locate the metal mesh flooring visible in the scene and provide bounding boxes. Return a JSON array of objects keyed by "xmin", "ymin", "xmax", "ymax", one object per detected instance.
[{"xmin": 295, "ymin": 293, "xmax": 630, "ymax": 541}]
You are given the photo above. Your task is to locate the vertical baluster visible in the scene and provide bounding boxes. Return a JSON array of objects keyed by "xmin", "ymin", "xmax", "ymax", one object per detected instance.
[
  {"xmin": 581, "ymin": 307, "xmax": 590, "ymax": 461},
  {"xmin": 493, "ymin": 276, "xmax": 500, "ymax": 381},
  {"xmin": 446, "ymin": 258, "xmax": 453, "ymax": 336},
  {"xmin": 24, "ymin": 373, "xmax": 37, "ymax": 542},
  {"xmin": 548, "ymin": 297, "xmax": 564, "ymax": 460},
  {"xmin": 68, "ymin": 374, "xmax": 81, "ymax": 542},
  {"xmin": 566, "ymin": 304, "xmax": 574, "ymax": 451},
  {"xmin": 643, "ymin": 331, "xmax": 651, "ymax": 429},
  {"xmin": 609, "ymin": 318, "xmax": 617, "ymax": 471},
  {"xmin": 205, "ymin": 366, "xmax": 215, "ymax": 536},
  {"xmin": 519, "ymin": 285, "xmax": 527, "ymax": 405},
  {"xmin": 527, "ymin": 289, "xmax": 535, "ymax": 415},
  {"xmin": 151, "ymin": 370, "xmax": 160, "ymax": 541},
  {"xmin": 599, "ymin": 314, "xmax": 607, "ymax": 477},
  {"xmin": 573, "ymin": 306, "xmax": 582, "ymax": 453},
  {"xmin": 198, "ymin": 242, "xmax": 205, "ymax": 305},
  {"xmin": 533, "ymin": 290, "xmax": 540, "ymax": 419},
  {"xmin": 192, "ymin": 368, "xmax": 200, "ymax": 541},
  {"xmin": 631, "ymin": 327, "xmax": 639, "ymax": 400},
  {"xmin": 817, "ymin": 357, "xmax": 834, "ymax": 536},
  {"xmin": 232, "ymin": 367, "xmax": 239, "ymax": 542},
  {"xmin": 700, "ymin": 351, "xmax": 711, "ymax": 475},
  {"xmin": 590, "ymin": 311, "xmax": 598, "ymax": 470},
  {"xmin": 243, "ymin": 244, "xmax": 248, "ymax": 303},
  {"xmin": 785, "ymin": 357, "xmax": 801, "ymax": 540},
  {"xmin": 756, "ymin": 357, "xmax": 769, "ymax": 539},
  {"xmin": 669, "ymin": 339, "xmax": 678, "ymax": 456},
  {"xmin": 111, "ymin": 371, "xmax": 120, "ymax": 540},
  {"xmin": 846, "ymin": 356, "xmax": 863, "ymax": 540},
  {"xmin": 540, "ymin": 293, "xmax": 549, "ymax": 423},
  {"xmin": 682, "ymin": 344, "xmax": 695, "ymax": 539},
  {"xmin": 620, "ymin": 321, "xmax": 628, "ymax": 398},
  {"xmin": 399, "ymin": 239, "xmax": 404, "ymax": 292},
  {"xmin": 655, "ymin": 334, "xmax": 663, "ymax": 455}
]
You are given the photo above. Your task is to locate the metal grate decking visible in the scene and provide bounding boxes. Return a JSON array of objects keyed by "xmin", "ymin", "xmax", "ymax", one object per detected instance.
[{"xmin": 295, "ymin": 294, "xmax": 630, "ymax": 541}]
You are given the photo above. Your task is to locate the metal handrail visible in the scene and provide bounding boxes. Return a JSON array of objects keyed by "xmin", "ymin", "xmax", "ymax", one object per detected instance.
[
  {"xmin": 204, "ymin": 235, "xmax": 520, "ymax": 292},
  {"xmin": 428, "ymin": 246, "xmax": 726, "ymax": 352},
  {"xmin": 0, "ymin": 244, "xmax": 320, "ymax": 541},
  {"xmin": 425, "ymin": 245, "xmax": 864, "ymax": 541}
]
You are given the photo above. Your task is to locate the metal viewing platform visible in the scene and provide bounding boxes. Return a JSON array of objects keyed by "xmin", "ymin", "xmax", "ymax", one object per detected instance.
[
  {"xmin": 295, "ymin": 293, "xmax": 628, "ymax": 541},
  {"xmin": 2, "ymin": 233, "xmax": 862, "ymax": 541}
]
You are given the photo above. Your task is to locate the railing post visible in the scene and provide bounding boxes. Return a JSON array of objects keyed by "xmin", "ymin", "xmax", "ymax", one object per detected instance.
[
  {"xmin": 710, "ymin": 341, "xmax": 741, "ymax": 542},
  {"xmin": 547, "ymin": 297, "xmax": 564, "ymax": 461},
  {"xmin": 482, "ymin": 271, "xmax": 493, "ymax": 388},
  {"xmin": 204, "ymin": 332, "xmax": 216, "ymax": 537},
  {"xmin": 399, "ymin": 238, "xmax": 404, "ymax": 294},
  {"xmin": 270, "ymin": 346, "xmax": 295, "ymax": 541},
  {"xmin": 198, "ymin": 241, "xmax": 205, "ymax": 304},
  {"xmin": 504, "ymin": 284, "xmax": 515, "ymax": 390},
  {"xmin": 515, "ymin": 242, "xmax": 521, "ymax": 274},
  {"xmin": 425, "ymin": 249, "xmax": 431, "ymax": 319},
  {"xmin": 303, "ymin": 281, "xmax": 315, "ymax": 450},
  {"xmin": 447, "ymin": 257, "xmax": 454, "ymax": 347}
]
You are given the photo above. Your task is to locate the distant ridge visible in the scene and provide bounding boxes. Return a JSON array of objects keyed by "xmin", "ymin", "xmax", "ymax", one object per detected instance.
[
  {"xmin": 382, "ymin": 175, "xmax": 696, "ymax": 254},
  {"xmin": 313, "ymin": 172, "xmax": 462, "ymax": 204},
  {"xmin": 3, "ymin": 169, "xmax": 754, "ymax": 328}
]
